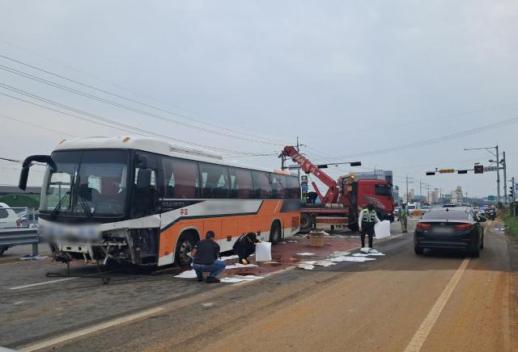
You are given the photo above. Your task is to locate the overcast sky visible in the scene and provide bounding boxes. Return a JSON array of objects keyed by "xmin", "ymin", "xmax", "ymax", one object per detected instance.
[{"xmin": 0, "ymin": 0, "xmax": 517, "ymax": 198}]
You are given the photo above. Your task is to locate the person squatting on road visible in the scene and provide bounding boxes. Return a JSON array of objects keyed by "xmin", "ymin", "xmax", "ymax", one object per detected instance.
[
  {"xmin": 191, "ymin": 232, "xmax": 226, "ymax": 283},
  {"xmin": 358, "ymin": 203, "xmax": 380, "ymax": 249},
  {"xmin": 233, "ymin": 233, "xmax": 260, "ymax": 264},
  {"xmin": 400, "ymin": 203, "xmax": 408, "ymax": 233}
]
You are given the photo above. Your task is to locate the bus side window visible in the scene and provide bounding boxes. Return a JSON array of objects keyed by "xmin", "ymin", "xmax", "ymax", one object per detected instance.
[
  {"xmin": 163, "ymin": 157, "xmax": 199, "ymax": 198},
  {"xmin": 287, "ymin": 175, "xmax": 301, "ymax": 199},
  {"xmin": 270, "ymin": 174, "xmax": 286, "ymax": 199},
  {"xmin": 252, "ymin": 171, "xmax": 272, "ymax": 199},
  {"xmin": 200, "ymin": 163, "xmax": 230, "ymax": 198},
  {"xmin": 229, "ymin": 168, "xmax": 253, "ymax": 199}
]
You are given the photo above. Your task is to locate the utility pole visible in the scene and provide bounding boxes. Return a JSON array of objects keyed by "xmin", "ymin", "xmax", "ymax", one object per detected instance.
[
  {"xmin": 496, "ymin": 145, "xmax": 501, "ymax": 204},
  {"xmin": 512, "ymin": 176, "xmax": 516, "ymax": 216},
  {"xmin": 405, "ymin": 176, "xmax": 414, "ymax": 203},
  {"xmin": 503, "ymin": 151, "xmax": 507, "ymax": 204},
  {"xmin": 419, "ymin": 180, "xmax": 422, "ymax": 198}
]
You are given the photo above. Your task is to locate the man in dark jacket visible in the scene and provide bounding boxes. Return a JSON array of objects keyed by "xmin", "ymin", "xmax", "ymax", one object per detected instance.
[
  {"xmin": 233, "ymin": 233, "xmax": 260, "ymax": 264},
  {"xmin": 191, "ymin": 232, "xmax": 226, "ymax": 283}
]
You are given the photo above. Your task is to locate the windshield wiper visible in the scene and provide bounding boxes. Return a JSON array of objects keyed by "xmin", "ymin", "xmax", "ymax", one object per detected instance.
[
  {"xmin": 77, "ymin": 196, "xmax": 93, "ymax": 218},
  {"xmin": 50, "ymin": 192, "xmax": 70, "ymax": 219}
]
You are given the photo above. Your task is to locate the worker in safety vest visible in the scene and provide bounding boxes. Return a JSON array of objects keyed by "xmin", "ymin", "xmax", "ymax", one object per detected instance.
[
  {"xmin": 400, "ymin": 203, "xmax": 408, "ymax": 233},
  {"xmin": 358, "ymin": 203, "xmax": 380, "ymax": 249}
]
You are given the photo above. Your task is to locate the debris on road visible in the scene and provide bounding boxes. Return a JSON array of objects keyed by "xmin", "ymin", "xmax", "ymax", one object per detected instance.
[
  {"xmin": 19, "ymin": 255, "xmax": 48, "ymax": 261},
  {"xmin": 297, "ymin": 263, "xmax": 315, "ymax": 270},
  {"xmin": 174, "ymin": 270, "xmax": 198, "ymax": 279},
  {"xmin": 220, "ymin": 275, "xmax": 263, "ymax": 284},
  {"xmin": 296, "ymin": 252, "xmax": 316, "ymax": 256}
]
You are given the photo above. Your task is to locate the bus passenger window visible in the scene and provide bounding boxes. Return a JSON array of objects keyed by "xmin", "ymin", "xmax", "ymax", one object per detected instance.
[
  {"xmin": 162, "ymin": 158, "xmax": 199, "ymax": 198},
  {"xmin": 200, "ymin": 163, "xmax": 230, "ymax": 198},
  {"xmin": 252, "ymin": 171, "xmax": 272, "ymax": 199},
  {"xmin": 270, "ymin": 174, "xmax": 286, "ymax": 199},
  {"xmin": 229, "ymin": 168, "xmax": 253, "ymax": 199}
]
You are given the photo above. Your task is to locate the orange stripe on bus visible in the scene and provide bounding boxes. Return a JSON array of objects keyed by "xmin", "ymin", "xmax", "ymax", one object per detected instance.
[{"xmin": 158, "ymin": 200, "xmax": 300, "ymax": 258}]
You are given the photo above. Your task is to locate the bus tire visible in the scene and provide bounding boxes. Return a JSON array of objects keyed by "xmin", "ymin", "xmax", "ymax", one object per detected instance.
[
  {"xmin": 175, "ymin": 231, "xmax": 199, "ymax": 268},
  {"xmin": 300, "ymin": 213, "xmax": 313, "ymax": 233},
  {"xmin": 269, "ymin": 221, "xmax": 282, "ymax": 244}
]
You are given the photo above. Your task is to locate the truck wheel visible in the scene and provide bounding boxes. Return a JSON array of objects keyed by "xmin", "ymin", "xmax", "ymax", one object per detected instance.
[
  {"xmin": 175, "ymin": 233, "xmax": 198, "ymax": 268},
  {"xmin": 414, "ymin": 246, "xmax": 424, "ymax": 255},
  {"xmin": 269, "ymin": 221, "xmax": 282, "ymax": 244},
  {"xmin": 300, "ymin": 213, "xmax": 313, "ymax": 233}
]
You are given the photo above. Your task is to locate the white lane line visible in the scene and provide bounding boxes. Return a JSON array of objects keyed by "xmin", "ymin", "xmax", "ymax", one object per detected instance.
[
  {"xmin": 9, "ymin": 278, "xmax": 77, "ymax": 290},
  {"xmin": 18, "ymin": 306, "xmax": 165, "ymax": 352},
  {"xmin": 403, "ymin": 258, "xmax": 470, "ymax": 352}
]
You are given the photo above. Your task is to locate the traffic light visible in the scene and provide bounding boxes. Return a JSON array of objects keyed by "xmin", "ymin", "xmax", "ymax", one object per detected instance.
[
  {"xmin": 426, "ymin": 171, "xmax": 436, "ymax": 176},
  {"xmin": 474, "ymin": 164, "xmax": 484, "ymax": 174},
  {"xmin": 510, "ymin": 186, "xmax": 515, "ymax": 199},
  {"xmin": 457, "ymin": 170, "xmax": 468, "ymax": 174},
  {"xmin": 439, "ymin": 169, "xmax": 455, "ymax": 174}
]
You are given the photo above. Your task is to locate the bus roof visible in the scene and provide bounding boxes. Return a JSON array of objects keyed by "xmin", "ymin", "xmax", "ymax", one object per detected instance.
[{"xmin": 54, "ymin": 136, "xmax": 291, "ymax": 176}]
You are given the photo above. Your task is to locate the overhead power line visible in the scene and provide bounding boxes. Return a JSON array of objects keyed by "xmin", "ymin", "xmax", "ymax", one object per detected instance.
[
  {"xmin": 328, "ymin": 115, "xmax": 518, "ymax": 160},
  {"xmin": 0, "ymin": 84, "xmax": 266, "ymax": 156},
  {"xmin": 0, "ymin": 53, "xmax": 285, "ymax": 145},
  {"xmin": 0, "ymin": 112, "xmax": 75, "ymax": 137}
]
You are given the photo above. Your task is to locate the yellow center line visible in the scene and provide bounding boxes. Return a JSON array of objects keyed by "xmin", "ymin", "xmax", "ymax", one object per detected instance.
[{"xmin": 404, "ymin": 258, "xmax": 470, "ymax": 352}]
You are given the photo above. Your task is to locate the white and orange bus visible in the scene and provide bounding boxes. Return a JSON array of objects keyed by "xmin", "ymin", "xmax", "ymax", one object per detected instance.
[{"xmin": 19, "ymin": 136, "xmax": 301, "ymax": 267}]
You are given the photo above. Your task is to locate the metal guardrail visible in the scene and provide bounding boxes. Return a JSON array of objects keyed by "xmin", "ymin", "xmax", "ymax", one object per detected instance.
[{"xmin": 0, "ymin": 228, "xmax": 39, "ymax": 256}]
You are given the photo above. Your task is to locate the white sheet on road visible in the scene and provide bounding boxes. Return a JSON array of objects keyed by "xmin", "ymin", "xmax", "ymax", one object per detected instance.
[
  {"xmin": 174, "ymin": 270, "xmax": 198, "ymax": 279},
  {"xmin": 296, "ymin": 252, "xmax": 316, "ymax": 256},
  {"xmin": 352, "ymin": 252, "xmax": 385, "ymax": 257},
  {"xmin": 314, "ymin": 260, "xmax": 337, "ymax": 267},
  {"xmin": 221, "ymin": 275, "xmax": 263, "ymax": 283},
  {"xmin": 297, "ymin": 263, "xmax": 315, "ymax": 270},
  {"xmin": 330, "ymin": 256, "xmax": 376, "ymax": 263},
  {"xmin": 224, "ymin": 263, "xmax": 258, "ymax": 270}
]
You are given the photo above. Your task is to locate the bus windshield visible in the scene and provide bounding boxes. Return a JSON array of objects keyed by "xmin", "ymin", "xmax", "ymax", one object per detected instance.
[{"xmin": 40, "ymin": 150, "xmax": 129, "ymax": 217}]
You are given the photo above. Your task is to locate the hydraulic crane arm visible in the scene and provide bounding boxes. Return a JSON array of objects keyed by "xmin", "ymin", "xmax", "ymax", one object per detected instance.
[{"xmin": 280, "ymin": 146, "xmax": 339, "ymax": 205}]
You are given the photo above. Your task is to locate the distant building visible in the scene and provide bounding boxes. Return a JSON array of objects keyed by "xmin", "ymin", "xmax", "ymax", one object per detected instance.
[{"xmin": 451, "ymin": 186, "xmax": 464, "ymax": 205}]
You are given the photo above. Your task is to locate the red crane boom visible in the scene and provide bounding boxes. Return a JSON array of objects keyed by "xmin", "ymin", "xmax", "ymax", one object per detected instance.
[{"xmin": 280, "ymin": 146, "xmax": 339, "ymax": 205}]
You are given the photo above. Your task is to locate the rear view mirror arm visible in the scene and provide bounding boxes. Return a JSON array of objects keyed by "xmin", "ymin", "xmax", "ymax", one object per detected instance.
[{"xmin": 18, "ymin": 155, "xmax": 56, "ymax": 191}]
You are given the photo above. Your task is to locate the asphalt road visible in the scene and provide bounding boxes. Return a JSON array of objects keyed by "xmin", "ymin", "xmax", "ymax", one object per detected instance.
[{"xmin": 1, "ymin": 220, "xmax": 516, "ymax": 352}]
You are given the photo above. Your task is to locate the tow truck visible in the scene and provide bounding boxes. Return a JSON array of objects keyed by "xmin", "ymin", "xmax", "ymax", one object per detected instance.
[{"xmin": 280, "ymin": 146, "xmax": 395, "ymax": 232}]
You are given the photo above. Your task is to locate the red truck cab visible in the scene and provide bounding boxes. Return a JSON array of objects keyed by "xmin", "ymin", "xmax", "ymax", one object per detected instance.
[{"xmin": 355, "ymin": 179, "xmax": 395, "ymax": 221}]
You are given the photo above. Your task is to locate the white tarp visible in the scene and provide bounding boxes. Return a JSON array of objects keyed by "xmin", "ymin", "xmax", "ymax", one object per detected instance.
[
  {"xmin": 375, "ymin": 220, "xmax": 391, "ymax": 239},
  {"xmin": 255, "ymin": 242, "xmax": 272, "ymax": 262}
]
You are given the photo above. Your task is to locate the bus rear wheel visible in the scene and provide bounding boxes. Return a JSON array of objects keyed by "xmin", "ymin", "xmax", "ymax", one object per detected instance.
[
  {"xmin": 175, "ymin": 232, "xmax": 198, "ymax": 267},
  {"xmin": 269, "ymin": 221, "xmax": 282, "ymax": 244}
]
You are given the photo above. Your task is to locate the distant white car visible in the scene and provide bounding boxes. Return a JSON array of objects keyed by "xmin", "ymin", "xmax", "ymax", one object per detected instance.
[{"xmin": 0, "ymin": 202, "xmax": 19, "ymax": 229}]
